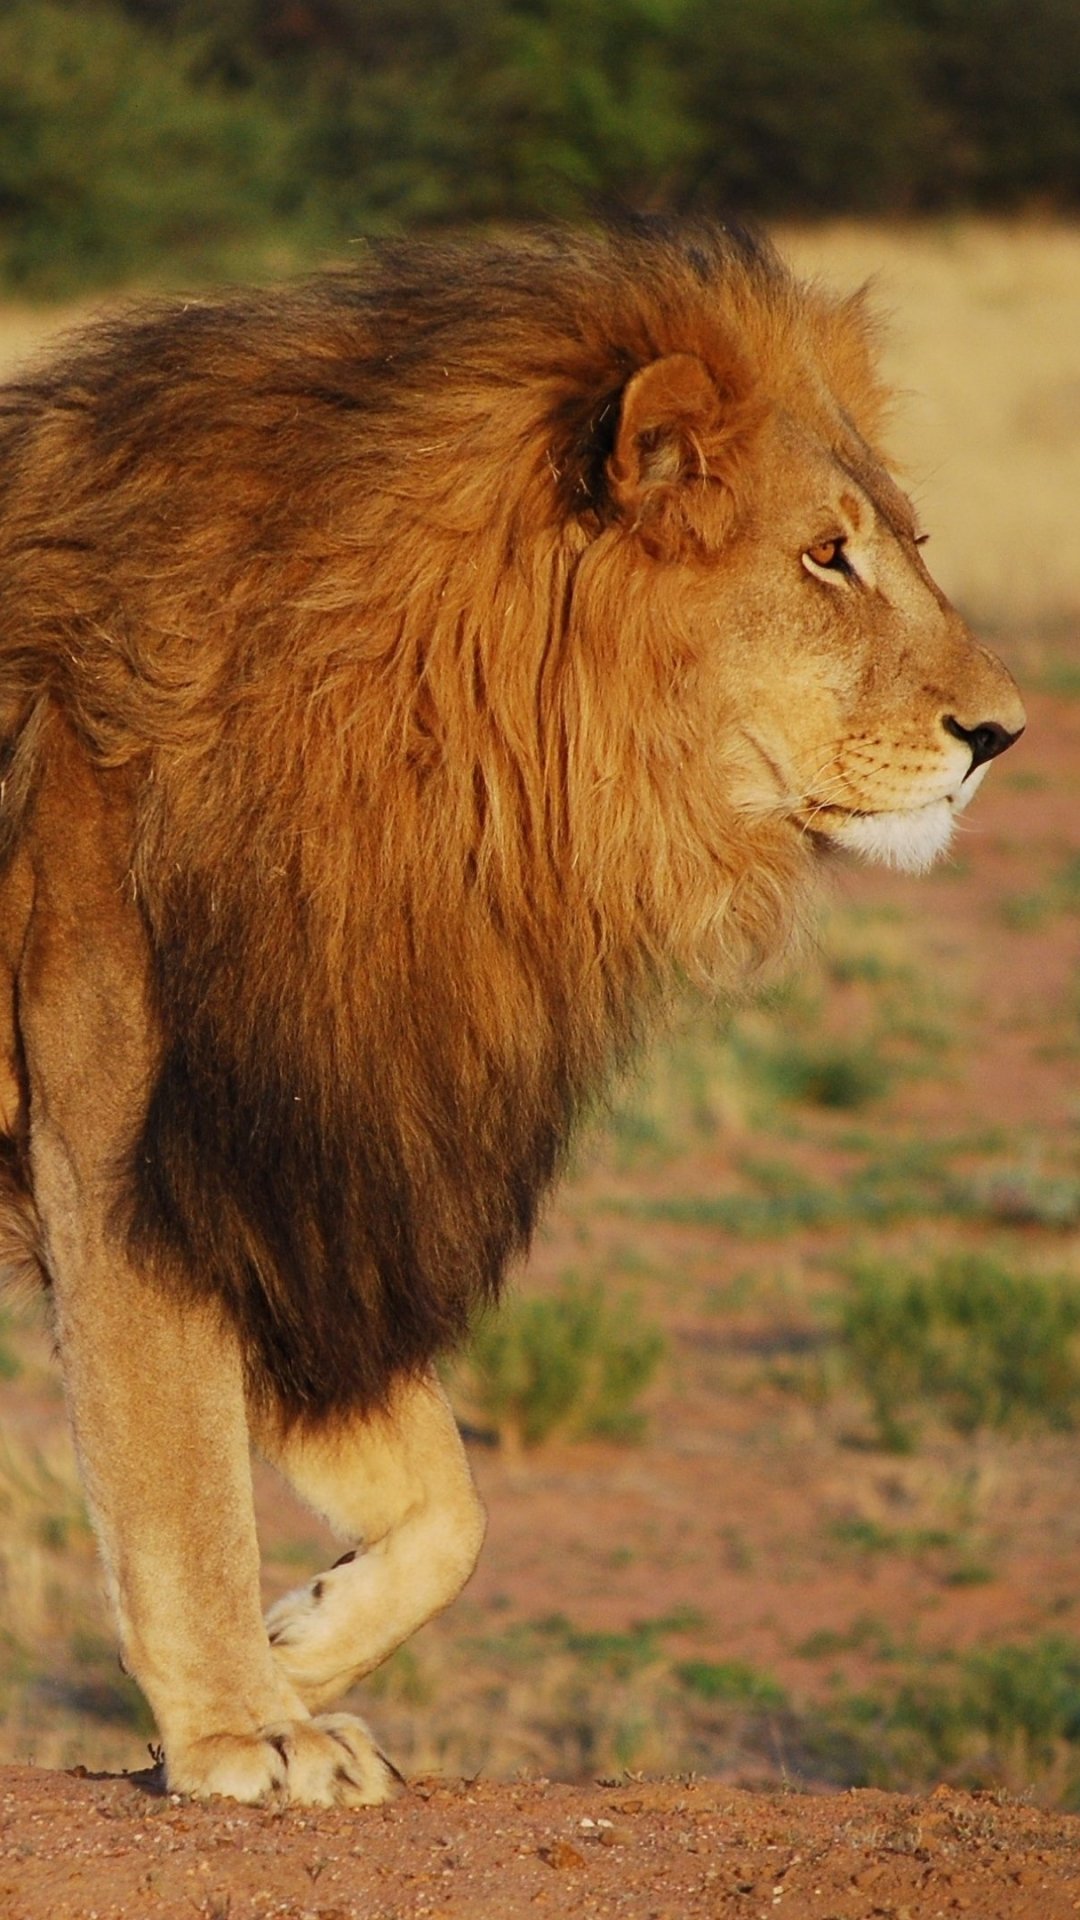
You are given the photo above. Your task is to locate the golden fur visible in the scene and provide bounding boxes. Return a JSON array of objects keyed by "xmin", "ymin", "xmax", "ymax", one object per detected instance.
[{"xmin": 0, "ymin": 219, "xmax": 1023, "ymax": 1802}]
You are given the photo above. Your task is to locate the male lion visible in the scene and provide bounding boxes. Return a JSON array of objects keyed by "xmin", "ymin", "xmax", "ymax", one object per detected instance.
[{"xmin": 0, "ymin": 220, "xmax": 1022, "ymax": 1805}]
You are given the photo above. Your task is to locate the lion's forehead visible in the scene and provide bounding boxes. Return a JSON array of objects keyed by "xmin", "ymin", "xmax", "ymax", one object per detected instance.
[
  {"xmin": 836, "ymin": 454, "xmax": 917, "ymax": 546},
  {"xmin": 763, "ymin": 405, "xmax": 915, "ymax": 544}
]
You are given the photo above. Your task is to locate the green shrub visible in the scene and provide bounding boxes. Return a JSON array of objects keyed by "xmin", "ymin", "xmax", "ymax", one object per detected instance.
[
  {"xmin": 455, "ymin": 1277, "xmax": 664, "ymax": 1451},
  {"xmin": 0, "ymin": 1, "xmax": 300, "ymax": 294},
  {"xmin": 746, "ymin": 1036, "xmax": 891, "ymax": 1111},
  {"xmin": 677, "ymin": 0, "xmax": 929, "ymax": 215},
  {"xmin": 675, "ymin": 1658, "xmax": 787, "ymax": 1707},
  {"xmin": 820, "ymin": 1636, "xmax": 1080, "ymax": 1795},
  {"xmin": 3, "ymin": 0, "xmax": 1078, "ymax": 302},
  {"xmin": 838, "ymin": 1253, "xmax": 1080, "ymax": 1450},
  {"xmin": 965, "ymin": 1164, "xmax": 1080, "ymax": 1230},
  {"xmin": 894, "ymin": 0, "xmax": 1080, "ymax": 208}
]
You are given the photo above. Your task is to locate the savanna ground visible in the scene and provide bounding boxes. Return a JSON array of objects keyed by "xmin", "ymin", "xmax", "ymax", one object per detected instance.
[{"xmin": 0, "ymin": 220, "xmax": 1078, "ymax": 1915}]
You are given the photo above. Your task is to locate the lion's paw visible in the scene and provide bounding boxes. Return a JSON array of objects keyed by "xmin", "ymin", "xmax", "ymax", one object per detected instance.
[
  {"xmin": 167, "ymin": 1712, "xmax": 397, "ymax": 1807},
  {"xmin": 266, "ymin": 1558, "xmax": 363, "ymax": 1704}
]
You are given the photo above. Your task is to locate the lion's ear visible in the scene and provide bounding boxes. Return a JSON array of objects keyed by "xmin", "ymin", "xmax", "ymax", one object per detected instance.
[{"xmin": 606, "ymin": 352, "xmax": 753, "ymax": 548}]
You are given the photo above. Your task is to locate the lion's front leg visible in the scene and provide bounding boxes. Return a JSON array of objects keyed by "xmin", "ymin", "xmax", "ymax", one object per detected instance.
[
  {"xmin": 256, "ymin": 1371, "xmax": 486, "ymax": 1712},
  {"xmin": 38, "ymin": 1164, "xmax": 396, "ymax": 1807},
  {"xmin": 18, "ymin": 754, "xmax": 395, "ymax": 1808}
]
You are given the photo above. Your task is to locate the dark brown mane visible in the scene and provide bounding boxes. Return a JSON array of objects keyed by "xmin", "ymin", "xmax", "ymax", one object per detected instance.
[{"xmin": 0, "ymin": 221, "xmax": 887, "ymax": 1421}]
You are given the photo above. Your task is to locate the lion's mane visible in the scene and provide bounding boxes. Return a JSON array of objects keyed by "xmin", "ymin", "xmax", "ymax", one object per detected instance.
[{"xmin": 0, "ymin": 221, "xmax": 886, "ymax": 1419}]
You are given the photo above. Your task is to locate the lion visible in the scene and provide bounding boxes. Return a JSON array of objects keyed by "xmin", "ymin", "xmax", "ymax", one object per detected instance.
[{"xmin": 0, "ymin": 218, "xmax": 1022, "ymax": 1806}]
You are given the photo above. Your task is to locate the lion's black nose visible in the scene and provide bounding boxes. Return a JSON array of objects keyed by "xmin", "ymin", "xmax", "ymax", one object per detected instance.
[{"xmin": 943, "ymin": 714, "xmax": 1024, "ymax": 774}]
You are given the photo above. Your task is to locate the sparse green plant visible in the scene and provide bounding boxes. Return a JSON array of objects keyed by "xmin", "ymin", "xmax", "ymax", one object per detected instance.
[
  {"xmin": 1001, "ymin": 890, "xmax": 1056, "ymax": 931},
  {"xmin": 794, "ymin": 1615, "xmax": 898, "ymax": 1662},
  {"xmin": 744, "ymin": 1036, "xmax": 891, "ymax": 1110},
  {"xmin": 1002, "ymin": 768, "xmax": 1049, "ymax": 792},
  {"xmin": 828, "ymin": 1637, "xmax": 1080, "ymax": 1798},
  {"xmin": 363, "ymin": 1644, "xmax": 434, "ymax": 1708},
  {"xmin": 0, "ymin": 1432, "xmax": 90, "ymax": 1565},
  {"xmin": 820, "ymin": 904, "xmax": 913, "ymax": 987},
  {"xmin": 964, "ymin": 1163, "xmax": 1080, "ymax": 1229},
  {"xmin": 0, "ymin": 1426, "xmax": 156, "ymax": 1767},
  {"xmin": 1001, "ymin": 854, "xmax": 1080, "ymax": 931},
  {"xmin": 598, "ymin": 998, "xmax": 798, "ymax": 1166},
  {"xmin": 837, "ymin": 1253, "xmax": 1080, "ymax": 1450},
  {"xmin": 64, "ymin": 1629, "xmax": 155, "ymax": 1733},
  {"xmin": 1035, "ymin": 657, "xmax": 1080, "ymax": 699},
  {"xmin": 825, "ymin": 1517, "xmax": 994, "ymax": 1586},
  {"xmin": 539, "ymin": 1616, "xmax": 665, "ymax": 1678},
  {"xmin": 675, "ymin": 1659, "xmax": 787, "ymax": 1707},
  {"xmin": 612, "ymin": 1136, "xmax": 967, "ymax": 1239},
  {"xmin": 453, "ymin": 1277, "xmax": 664, "ymax": 1451},
  {"xmin": 826, "ymin": 948, "xmax": 899, "ymax": 986},
  {"xmin": 1058, "ymin": 856, "xmax": 1080, "ymax": 910},
  {"xmin": 596, "ymin": 973, "xmax": 906, "ymax": 1168},
  {"xmin": 828, "ymin": 1517, "xmax": 956, "ymax": 1555},
  {"xmin": 942, "ymin": 1558, "xmax": 995, "ymax": 1588}
]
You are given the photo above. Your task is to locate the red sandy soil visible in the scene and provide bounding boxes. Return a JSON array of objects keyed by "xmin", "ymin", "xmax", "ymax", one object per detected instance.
[{"xmin": 3, "ymin": 1764, "xmax": 1080, "ymax": 1919}]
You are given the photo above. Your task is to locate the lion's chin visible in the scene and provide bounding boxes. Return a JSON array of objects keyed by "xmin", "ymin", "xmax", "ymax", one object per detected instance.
[
  {"xmin": 822, "ymin": 799, "xmax": 958, "ymax": 874},
  {"xmin": 802, "ymin": 761, "xmax": 991, "ymax": 874},
  {"xmin": 753, "ymin": 790, "xmax": 954, "ymax": 874}
]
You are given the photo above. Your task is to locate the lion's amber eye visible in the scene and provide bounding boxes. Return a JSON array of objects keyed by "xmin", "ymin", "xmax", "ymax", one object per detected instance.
[{"xmin": 806, "ymin": 537, "xmax": 846, "ymax": 570}]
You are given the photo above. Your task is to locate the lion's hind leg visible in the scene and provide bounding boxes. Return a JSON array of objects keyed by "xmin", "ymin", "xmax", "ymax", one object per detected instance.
[{"xmin": 257, "ymin": 1371, "xmax": 485, "ymax": 1713}]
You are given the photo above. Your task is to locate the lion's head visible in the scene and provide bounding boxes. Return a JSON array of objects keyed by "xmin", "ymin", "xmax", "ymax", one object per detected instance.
[
  {"xmin": 0, "ymin": 219, "xmax": 1023, "ymax": 1419},
  {"xmin": 546, "ymin": 227, "xmax": 1023, "ymax": 899}
]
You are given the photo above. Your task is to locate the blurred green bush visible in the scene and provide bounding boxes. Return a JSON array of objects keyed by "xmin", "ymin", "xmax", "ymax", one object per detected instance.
[
  {"xmin": 453, "ymin": 1276, "xmax": 665, "ymax": 1451},
  {"xmin": 0, "ymin": 3, "xmax": 302, "ymax": 292},
  {"xmin": 1, "ymin": 0, "xmax": 1077, "ymax": 294},
  {"xmin": 838, "ymin": 1253, "xmax": 1080, "ymax": 1451}
]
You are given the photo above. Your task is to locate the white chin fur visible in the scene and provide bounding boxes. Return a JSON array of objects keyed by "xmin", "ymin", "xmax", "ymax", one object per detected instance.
[{"xmin": 826, "ymin": 799, "xmax": 958, "ymax": 874}]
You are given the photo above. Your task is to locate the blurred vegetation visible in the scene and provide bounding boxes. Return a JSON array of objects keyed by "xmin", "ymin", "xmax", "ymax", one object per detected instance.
[
  {"xmin": 812, "ymin": 1636, "xmax": 1080, "ymax": 1801},
  {"xmin": 0, "ymin": 0, "xmax": 1077, "ymax": 295},
  {"xmin": 452, "ymin": 1275, "xmax": 664, "ymax": 1451},
  {"xmin": 838, "ymin": 1253, "xmax": 1080, "ymax": 1451}
]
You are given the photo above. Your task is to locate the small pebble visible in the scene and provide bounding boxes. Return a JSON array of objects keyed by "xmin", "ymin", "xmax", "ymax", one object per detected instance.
[
  {"xmin": 600, "ymin": 1823, "xmax": 636, "ymax": 1848},
  {"xmin": 541, "ymin": 1839, "xmax": 587, "ymax": 1870}
]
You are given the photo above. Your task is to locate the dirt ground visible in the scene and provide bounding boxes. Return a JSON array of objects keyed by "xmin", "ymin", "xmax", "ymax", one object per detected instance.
[{"xmin": 4, "ymin": 1763, "xmax": 1080, "ymax": 1919}]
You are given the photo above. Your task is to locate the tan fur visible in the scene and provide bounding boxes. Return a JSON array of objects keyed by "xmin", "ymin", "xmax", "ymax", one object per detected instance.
[{"xmin": 0, "ymin": 221, "xmax": 1022, "ymax": 1802}]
